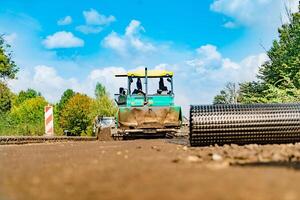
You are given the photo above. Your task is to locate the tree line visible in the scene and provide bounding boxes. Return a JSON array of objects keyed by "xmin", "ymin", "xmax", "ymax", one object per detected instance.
[
  {"xmin": 214, "ymin": 3, "xmax": 300, "ymax": 104},
  {"xmin": 0, "ymin": 35, "xmax": 116, "ymax": 136}
]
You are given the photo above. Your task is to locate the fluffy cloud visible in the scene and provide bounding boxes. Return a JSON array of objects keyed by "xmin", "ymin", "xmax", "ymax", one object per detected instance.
[
  {"xmin": 186, "ymin": 44, "xmax": 223, "ymax": 72},
  {"xmin": 9, "ymin": 66, "xmax": 128, "ymax": 103},
  {"xmin": 196, "ymin": 45, "xmax": 222, "ymax": 60},
  {"xmin": 88, "ymin": 67, "xmax": 127, "ymax": 94},
  {"xmin": 186, "ymin": 44, "xmax": 268, "ymax": 81},
  {"xmin": 126, "ymin": 20, "xmax": 155, "ymax": 52},
  {"xmin": 102, "ymin": 32, "xmax": 127, "ymax": 54},
  {"xmin": 76, "ymin": 9, "xmax": 115, "ymax": 34},
  {"xmin": 125, "ymin": 20, "xmax": 144, "ymax": 36},
  {"xmin": 42, "ymin": 31, "xmax": 84, "ymax": 49},
  {"xmin": 102, "ymin": 20, "xmax": 155, "ymax": 55},
  {"xmin": 9, "ymin": 66, "xmax": 80, "ymax": 102},
  {"xmin": 57, "ymin": 16, "xmax": 72, "ymax": 25},
  {"xmin": 210, "ymin": 0, "xmax": 298, "ymax": 26},
  {"xmin": 210, "ymin": 0, "xmax": 272, "ymax": 25},
  {"xmin": 83, "ymin": 9, "xmax": 116, "ymax": 25}
]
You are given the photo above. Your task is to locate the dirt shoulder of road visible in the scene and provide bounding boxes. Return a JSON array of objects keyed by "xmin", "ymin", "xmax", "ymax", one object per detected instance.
[{"xmin": 1, "ymin": 139, "xmax": 300, "ymax": 200}]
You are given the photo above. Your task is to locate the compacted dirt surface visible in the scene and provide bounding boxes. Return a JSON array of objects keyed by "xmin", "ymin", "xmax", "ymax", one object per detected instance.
[{"xmin": 1, "ymin": 139, "xmax": 300, "ymax": 200}]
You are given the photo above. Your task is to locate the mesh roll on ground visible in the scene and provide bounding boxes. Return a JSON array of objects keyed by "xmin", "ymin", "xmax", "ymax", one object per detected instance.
[{"xmin": 189, "ymin": 103, "xmax": 300, "ymax": 146}]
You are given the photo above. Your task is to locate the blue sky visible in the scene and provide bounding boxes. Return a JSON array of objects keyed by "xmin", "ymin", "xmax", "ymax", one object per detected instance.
[{"xmin": 0, "ymin": 0, "xmax": 298, "ymax": 113}]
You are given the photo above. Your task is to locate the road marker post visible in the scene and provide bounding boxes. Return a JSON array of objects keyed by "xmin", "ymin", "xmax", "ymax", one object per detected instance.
[{"xmin": 44, "ymin": 105, "xmax": 54, "ymax": 136}]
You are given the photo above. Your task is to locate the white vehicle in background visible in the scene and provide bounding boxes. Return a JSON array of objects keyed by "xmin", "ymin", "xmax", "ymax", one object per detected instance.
[{"xmin": 93, "ymin": 116, "xmax": 116, "ymax": 136}]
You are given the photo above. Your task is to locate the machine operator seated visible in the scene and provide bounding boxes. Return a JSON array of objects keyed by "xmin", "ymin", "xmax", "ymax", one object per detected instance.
[
  {"xmin": 157, "ymin": 78, "xmax": 168, "ymax": 94},
  {"xmin": 117, "ymin": 87, "xmax": 126, "ymax": 105},
  {"xmin": 132, "ymin": 78, "xmax": 145, "ymax": 95}
]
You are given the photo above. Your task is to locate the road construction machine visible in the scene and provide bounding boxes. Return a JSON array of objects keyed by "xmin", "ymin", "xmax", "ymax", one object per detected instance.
[
  {"xmin": 113, "ymin": 68, "xmax": 182, "ymax": 139},
  {"xmin": 189, "ymin": 103, "xmax": 300, "ymax": 146}
]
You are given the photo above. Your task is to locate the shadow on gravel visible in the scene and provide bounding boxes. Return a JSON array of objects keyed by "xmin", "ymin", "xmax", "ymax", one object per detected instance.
[{"xmin": 234, "ymin": 161, "xmax": 300, "ymax": 170}]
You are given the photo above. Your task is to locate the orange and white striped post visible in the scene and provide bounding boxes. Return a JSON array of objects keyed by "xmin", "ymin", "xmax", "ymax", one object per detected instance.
[{"xmin": 44, "ymin": 105, "xmax": 54, "ymax": 136}]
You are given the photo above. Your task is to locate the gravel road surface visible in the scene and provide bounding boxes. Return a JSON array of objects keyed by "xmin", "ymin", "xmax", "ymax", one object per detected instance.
[{"xmin": 1, "ymin": 139, "xmax": 300, "ymax": 200}]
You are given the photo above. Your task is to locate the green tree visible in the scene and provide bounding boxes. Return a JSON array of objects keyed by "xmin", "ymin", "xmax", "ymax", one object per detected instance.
[
  {"xmin": 0, "ymin": 35, "xmax": 17, "ymax": 117},
  {"xmin": 93, "ymin": 83, "xmax": 117, "ymax": 117},
  {"xmin": 258, "ymin": 5, "xmax": 300, "ymax": 89},
  {"xmin": 60, "ymin": 93, "xmax": 93, "ymax": 136},
  {"xmin": 0, "ymin": 82, "xmax": 12, "ymax": 114},
  {"xmin": 55, "ymin": 89, "xmax": 76, "ymax": 135},
  {"xmin": 92, "ymin": 95, "xmax": 117, "ymax": 117},
  {"xmin": 14, "ymin": 88, "xmax": 41, "ymax": 106},
  {"xmin": 238, "ymin": 82, "xmax": 268, "ymax": 103},
  {"xmin": 213, "ymin": 82, "xmax": 239, "ymax": 104},
  {"xmin": 0, "ymin": 35, "xmax": 18, "ymax": 80},
  {"xmin": 56, "ymin": 89, "xmax": 75, "ymax": 115},
  {"xmin": 95, "ymin": 82, "xmax": 107, "ymax": 99}
]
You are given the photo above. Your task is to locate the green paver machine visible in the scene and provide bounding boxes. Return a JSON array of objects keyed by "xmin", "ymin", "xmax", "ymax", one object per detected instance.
[{"xmin": 113, "ymin": 68, "xmax": 182, "ymax": 139}]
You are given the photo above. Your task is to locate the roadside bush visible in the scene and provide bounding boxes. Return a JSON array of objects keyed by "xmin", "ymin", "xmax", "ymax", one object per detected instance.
[
  {"xmin": 8, "ymin": 96, "xmax": 48, "ymax": 136},
  {"xmin": 11, "ymin": 96, "xmax": 47, "ymax": 123},
  {"xmin": 60, "ymin": 93, "xmax": 94, "ymax": 136}
]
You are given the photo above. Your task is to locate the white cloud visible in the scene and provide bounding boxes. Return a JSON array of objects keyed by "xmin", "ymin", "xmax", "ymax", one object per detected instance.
[
  {"xmin": 187, "ymin": 44, "xmax": 223, "ymax": 72},
  {"xmin": 125, "ymin": 20, "xmax": 144, "ymax": 36},
  {"xmin": 9, "ymin": 66, "xmax": 80, "ymax": 102},
  {"xmin": 210, "ymin": 0, "xmax": 298, "ymax": 26},
  {"xmin": 186, "ymin": 44, "xmax": 268, "ymax": 80},
  {"xmin": 239, "ymin": 53, "xmax": 269, "ymax": 79},
  {"xmin": 222, "ymin": 58, "xmax": 239, "ymax": 69},
  {"xmin": 102, "ymin": 19, "xmax": 155, "ymax": 55},
  {"xmin": 57, "ymin": 16, "xmax": 72, "ymax": 26},
  {"xmin": 102, "ymin": 32, "xmax": 127, "ymax": 55},
  {"xmin": 83, "ymin": 9, "xmax": 116, "ymax": 25},
  {"xmin": 223, "ymin": 21, "xmax": 237, "ymax": 29},
  {"xmin": 76, "ymin": 25, "xmax": 103, "ymax": 34},
  {"xmin": 76, "ymin": 9, "xmax": 114, "ymax": 34},
  {"xmin": 210, "ymin": 0, "xmax": 271, "ymax": 25},
  {"xmin": 125, "ymin": 20, "xmax": 155, "ymax": 51},
  {"xmin": 9, "ymin": 65, "xmax": 128, "ymax": 103},
  {"xmin": 130, "ymin": 37, "xmax": 155, "ymax": 52},
  {"xmin": 207, "ymin": 52, "xmax": 269, "ymax": 84},
  {"xmin": 42, "ymin": 31, "xmax": 84, "ymax": 49},
  {"xmin": 88, "ymin": 67, "xmax": 127, "ymax": 95},
  {"xmin": 196, "ymin": 44, "xmax": 222, "ymax": 60}
]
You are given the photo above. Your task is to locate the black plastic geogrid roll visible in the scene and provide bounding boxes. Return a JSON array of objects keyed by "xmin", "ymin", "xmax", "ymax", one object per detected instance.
[{"xmin": 189, "ymin": 103, "xmax": 300, "ymax": 146}]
